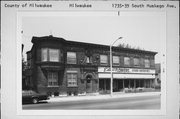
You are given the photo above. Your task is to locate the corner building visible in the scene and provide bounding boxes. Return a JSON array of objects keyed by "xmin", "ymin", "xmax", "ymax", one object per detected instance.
[{"xmin": 26, "ymin": 36, "xmax": 157, "ymax": 96}]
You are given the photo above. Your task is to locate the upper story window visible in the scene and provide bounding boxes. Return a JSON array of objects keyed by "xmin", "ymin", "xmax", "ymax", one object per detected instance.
[
  {"xmin": 48, "ymin": 72, "xmax": 58, "ymax": 87},
  {"xmin": 86, "ymin": 56, "xmax": 92, "ymax": 63},
  {"xmin": 124, "ymin": 57, "xmax": 130, "ymax": 66},
  {"xmin": 133, "ymin": 58, "xmax": 140, "ymax": 66},
  {"xmin": 49, "ymin": 49, "xmax": 59, "ymax": 62},
  {"xmin": 144, "ymin": 59, "xmax": 150, "ymax": 68},
  {"xmin": 100, "ymin": 55, "xmax": 108, "ymax": 64},
  {"xmin": 67, "ymin": 52, "xmax": 76, "ymax": 64},
  {"xmin": 150, "ymin": 59, "xmax": 155, "ymax": 67},
  {"xmin": 41, "ymin": 48, "xmax": 60, "ymax": 62},
  {"xmin": 113, "ymin": 56, "xmax": 119, "ymax": 65},
  {"xmin": 41, "ymin": 48, "xmax": 48, "ymax": 62}
]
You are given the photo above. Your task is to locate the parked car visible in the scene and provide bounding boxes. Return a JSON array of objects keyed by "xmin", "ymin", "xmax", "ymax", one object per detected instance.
[{"xmin": 22, "ymin": 90, "xmax": 49, "ymax": 104}]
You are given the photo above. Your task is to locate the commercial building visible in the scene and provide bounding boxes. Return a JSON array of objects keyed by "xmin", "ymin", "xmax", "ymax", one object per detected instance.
[{"xmin": 25, "ymin": 35, "xmax": 157, "ymax": 96}]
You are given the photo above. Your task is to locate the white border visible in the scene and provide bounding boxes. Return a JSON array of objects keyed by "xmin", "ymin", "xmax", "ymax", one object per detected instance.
[{"xmin": 17, "ymin": 11, "xmax": 166, "ymax": 116}]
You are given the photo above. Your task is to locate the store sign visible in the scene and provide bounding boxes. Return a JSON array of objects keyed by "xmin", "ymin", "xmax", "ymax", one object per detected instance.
[
  {"xmin": 98, "ymin": 73, "xmax": 155, "ymax": 79},
  {"xmin": 98, "ymin": 67, "xmax": 155, "ymax": 74}
]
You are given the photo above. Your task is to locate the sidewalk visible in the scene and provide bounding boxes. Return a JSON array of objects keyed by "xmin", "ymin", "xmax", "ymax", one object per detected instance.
[{"xmin": 47, "ymin": 92, "xmax": 161, "ymax": 103}]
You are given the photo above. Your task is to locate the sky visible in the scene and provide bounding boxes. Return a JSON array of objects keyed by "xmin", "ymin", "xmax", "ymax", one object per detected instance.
[{"xmin": 22, "ymin": 12, "xmax": 166, "ymax": 63}]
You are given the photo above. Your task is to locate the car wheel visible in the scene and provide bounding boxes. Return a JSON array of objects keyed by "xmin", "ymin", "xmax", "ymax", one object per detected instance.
[{"xmin": 32, "ymin": 98, "xmax": 38, "ymax": 104}]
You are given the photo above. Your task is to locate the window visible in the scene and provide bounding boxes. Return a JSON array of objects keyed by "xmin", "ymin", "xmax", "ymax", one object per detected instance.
[
  {"xmin": 86, "ymin": 56, "xmax": 92, "ymax": 63},
  {"xmin": 41, "ymin": 48, "xmax": 60, "ymax": 62},
  {"xmin": 100, "ymin": 55, "xmax": 108, "ymax": 64},
  {"xmin": 48, "ymin": 72, "xmax": 58, "ymax": 87},
  {"xmin": 145, "ymin": 59, "xmax": 150, "ymax": 68},
  {"xmin": 86, "ymin": 56, "xmax": 90, "ymax": 63},
  {"xmin": 150, "ymin": 59, "xmax": 155, "ymax": 67},
  {"xmin": 124, "ymin": 57, "xmax": 130, "ymax": 66},
  {"xmin": 67, "ymin": 73, "xmax": 77, "ymax": 87},
  {"xmin": 67, "ymin": 52, "xmax": 76, "ymax": 64},
  {"xmin": 49, "ymin": 49, "xmax": 59, "ymax": 62},
  {"xmin": 41, "ymin": 48, "xmax": 48, "ymax": 62},
  {"xmin": 113, "ymin": 56, "xmax": 119, "ymax": 65},
  {"xmin": 134, "ymin": 58, "xmax": 140, "ymax": 66}
]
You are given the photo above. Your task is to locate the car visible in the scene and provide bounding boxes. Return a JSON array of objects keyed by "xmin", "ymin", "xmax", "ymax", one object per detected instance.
[{"xmin": 22, "ymin": 90, "xmax": 49, "ymax": 104}]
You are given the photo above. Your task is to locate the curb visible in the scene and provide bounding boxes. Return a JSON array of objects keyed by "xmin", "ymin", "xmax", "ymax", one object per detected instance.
[{"xmin": 47, "ymin": 92, "xmax": 161, "ymax": 103}]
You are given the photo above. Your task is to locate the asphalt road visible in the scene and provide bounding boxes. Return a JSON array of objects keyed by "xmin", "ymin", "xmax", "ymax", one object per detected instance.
[{"xmin": 23, "ymin": 95, "xmax": 160, "ymax": 110}]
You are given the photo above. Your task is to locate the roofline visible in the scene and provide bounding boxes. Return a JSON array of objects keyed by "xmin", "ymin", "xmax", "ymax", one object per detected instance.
[
  {"xmin": 30, "ymin": 36, "xmax": 158, "ymax": 55},
  {"xmin": 66, "ymin": 40, "xmax": 157, "ymax": 55}
]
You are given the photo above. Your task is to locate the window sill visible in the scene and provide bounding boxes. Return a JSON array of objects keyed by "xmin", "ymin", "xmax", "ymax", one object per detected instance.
[
  {"xmin": 100, "ymin": 63, "xmax": 108, "ymax": 66},
  {"xmin": 67, "ymin": 86, "xmax": 78, "ymax": 88},
  {"xmin": 67, "ymin": 63, "xmax": 77, "ymax": 65},
  {"xmin": 124, "ymin": 65, "xmax": 130, "ymax": 67},
  {"xmin": 134, "ymin": 65, "xmax": 140, "ymax": 67},
  {"xmin": 41, "ymin": 61, "xmax": 60, "ymax": 63},
  {"xmin": 113, "ymin": 64, "xmax": 120, "ymax": 66},
  {"xmin": 47, "ymin": 86, "xmax": 59, "ymax": 88}
]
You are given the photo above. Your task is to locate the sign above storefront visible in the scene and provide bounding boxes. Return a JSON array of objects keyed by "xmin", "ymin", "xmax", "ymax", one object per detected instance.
[
  {"xmin": 98, "ymin": 73, "xmax": 155, "ymax": 79},
  {"xmin": 98, "ymin": 67, "xmax": 155, "ymax": 74}
]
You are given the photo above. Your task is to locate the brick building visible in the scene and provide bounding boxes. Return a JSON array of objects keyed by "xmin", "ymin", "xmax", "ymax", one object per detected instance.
[{"xmin": 25, "ymin": 35, "xmax": 157, "ymax": 96}]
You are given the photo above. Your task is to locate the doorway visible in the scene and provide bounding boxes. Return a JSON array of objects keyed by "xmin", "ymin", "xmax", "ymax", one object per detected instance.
[{"xmin": 86, "ymin": 75, "xmax": 92, "ymax": 93}]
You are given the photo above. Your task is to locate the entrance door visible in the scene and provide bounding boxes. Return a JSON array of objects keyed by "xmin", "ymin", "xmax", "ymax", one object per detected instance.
[{"xmin": 86, "ymin": 75, "xmax": 92, "ymax": 93}]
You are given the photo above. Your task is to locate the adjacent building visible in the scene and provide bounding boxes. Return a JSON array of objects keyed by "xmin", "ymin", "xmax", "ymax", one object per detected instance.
[
  {"xmin": 155, "ymin": 63, "xmax": 161, "ymax": 89},
  {"xmin": 25, "ymin": 35, "xmax": 157, "ymax": 96}
]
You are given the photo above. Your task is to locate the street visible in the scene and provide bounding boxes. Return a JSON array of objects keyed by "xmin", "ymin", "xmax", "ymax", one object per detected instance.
[{"xmin": 23, "ymin": 95, "xmax": 160, "ymax": 110}]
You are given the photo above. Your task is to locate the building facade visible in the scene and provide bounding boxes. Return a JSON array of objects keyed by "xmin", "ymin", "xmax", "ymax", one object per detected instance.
[{"xmin": 25, "ymin": 36, "xmax": 157, "ymax": 96}]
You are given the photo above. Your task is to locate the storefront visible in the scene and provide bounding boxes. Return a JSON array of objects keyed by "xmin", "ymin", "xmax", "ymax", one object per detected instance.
[{"xmin": 98, "ymin": 67, "xmax": 156, "ymax": 93}]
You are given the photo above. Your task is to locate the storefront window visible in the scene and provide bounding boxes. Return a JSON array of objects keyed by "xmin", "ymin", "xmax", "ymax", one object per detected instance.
[
  {"xmin": 49, "ymin": 49, "xmax": 59, "ymax": 62},
  {"xmin": 100, "ymin": 55, "xmax": 108, "ymax": 64},
  {"xmin": 48, "ymin": 72, "xmax": 58, "ymax": 87},
  {"xmin": 67, "ymin": 73, "xmax": 77, "ymax": 87},
  {"xmin": 67, "ymin": 52, "xmax": 76, "ymax": 64},
  {"xmin": 113, "ymin": 56, "xmax": 119, "ymax": 65},
  {"xmin": 134, "ymin": 58, "xmax": 140, "ymax": 66},
  {"xmin": 124, "ymin": 57, "xmax": 130, "ymax": 66},
  {"xmin": 145, "ymin": 59, "xmax": 150, "ymax": 68}
]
